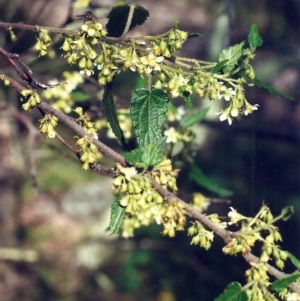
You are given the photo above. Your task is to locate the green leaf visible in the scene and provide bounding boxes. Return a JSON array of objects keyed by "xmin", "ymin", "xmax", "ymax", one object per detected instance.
[
  {"xmin": 71, "ymin": 91, "xmax": 90, "ymax": 102},
  {"xmin": 141, "ymin": 144, "xmax": 159, "ymax": 166},
  {"xmin": 253, "ymin": 77, "xmax": 294, "ymax": 100},
  {"xmin": 106, "ymin": 2, "xmax": 149, "ymax": 37},
  {"xmin": 212, "ymin": 60, "xmax": 229, "ymax": 74},
  {"xmin": 125, "ymin": 148, "xmax": 145, "ymax": 167},
  {"xmin": 271, "ymin": 274, "xmax": 300, "ymax": 293},
  {"xmin": 125, "ymin": 144, "xmax": 159, "ymax": 167},
  {"xmin": 218, "ymin": 42, "xmax": 245, "ymax": 73},
  {"xmin": 109, "ymin": 198, "xmax": 125, "ymax": 235},
  {"xmin": 131, "ymin": 88, "xmax": 168, "ymax": 149},
  {"xmin": 287, "ymin": 252, "xmax": 300, "ymax": 269},
  {"xmin": 102, "ymin": 83, "xmax": 128, "ymax": 149},
  {"xmin": 215, "ymin": 282, "xmax": 248, "ymax": 301},
  {"xmin": 247, "ymin": 24, "xmax": 263, "ymax": 47},
  {"xmin": 191, "ymin": 165, "xmax": 233, "ymax": 197},
  {"xmin": 280, "ymin": 206, "xmax": 294, "ymax": 221},
  {"xmin": 180, "ymin": 107, "xmax": 209, "ymax": 128}
]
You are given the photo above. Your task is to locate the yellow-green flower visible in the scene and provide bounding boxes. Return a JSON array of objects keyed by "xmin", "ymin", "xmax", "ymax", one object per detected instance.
[
  {"xmin": 140, "ymin": 52, "xmax": 164, "ymax": 74},
  {"xmin": 164, "ymin": 127, "xmax": 179, "ymax": 143}
]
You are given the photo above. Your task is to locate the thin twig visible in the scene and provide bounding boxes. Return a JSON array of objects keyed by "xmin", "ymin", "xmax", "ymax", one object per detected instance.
[
  {"xmin": 0, "ymin": 21, "xmax": 79, "ymax": 36},
  {"xmin": 55, "ymin": 132, "xmax": 78, "ymax": 154},
  {"xmin": 0, "ymin": 21, "xmax": 128, "ymax": 45},
  {"xmin": 1, "ymin": 69, "xmax": 299, "ymax": 294},
  {"xmin": 0, "ymin": 72, "xmax": 127, "ymax": 166},
  {"xmin": 148, "ymin": 176, "xmax": 300, "ymax": 294}
]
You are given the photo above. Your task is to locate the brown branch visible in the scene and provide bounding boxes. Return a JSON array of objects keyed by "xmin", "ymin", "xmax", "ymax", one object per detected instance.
[
  {"xmin": 37, "ymin": 101, "xmax": 127, "ymax": 166},
  {"xmin": 1, "ymin": 70, "xmax": 299, "ymax": 294},
  {"xmin": 0, "ymin": 72, "xmax": 127, "ymax": 166},
  {"xmin": 149, "ymin": 176, "xmax": 300, "ymax": 294},
  {"xmin": 0, "ymin": 21, "xmax": 127, "ymax": 45},
  {"xmin": 0, "ymin": 21, "xmax": 79, "ymax": 36}
]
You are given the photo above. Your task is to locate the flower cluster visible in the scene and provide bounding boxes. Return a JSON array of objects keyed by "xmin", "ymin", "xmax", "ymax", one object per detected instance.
[
  {"xmin": 152, "ymin": 29, "xmax": 188, "ymax": 57},
  {"xmin": 112, "ymin": 47, "xmax": 139, "ymax": 71},
  {"xmin": 150, "ymin": 159, "xmax": 178, "ymax": 192},
  {"xmin": 39, "ymin": 114, "xmax": 58, "ymax": 138},
  {"xmin": 76, "ymin": 135, "xmax": 102, "ymax": 170},
  {"xmin": 95, "ymin": 51, "xmax": 119, "ymax": 85},
  {"xmin": 112, "ymin": 160, "xmax": 185, "ymax": 238},
  {"xmin": 162, "ymin": 73, "xmax": 190, "ymax": 98},
  {"xmin": 74, "ymin": 107, "xmax": 98, "ymax": 138},
  {"xmin": 223, "ymin": 206, "xmax": 288, "ymax": 269},
  {"xmin": 34, "ymin": 29, "xmax": 52, "ymax": 56},
  {"xmin": 74, "ymin": 107, "xmax": 102, "ymax": 169},
  {"xmin": 154, "ymin": 69, "xmax": 259, "ymax": 125},
  {"xmin": 61, "ymin": 21, "xmax": 260, "ymax": 125},
  {"xmin": 188, "ymin": 222, "xmax": 214, "ymax": 250},
  {"xmin": 42, "ymin": 72, "xmax": 84, "ymax": 113},
  {"xmin": 62, "ymin": 22, "xmax": 106, "ymax": 76},
  {"xmin": 111, "ymin": 47, "xmax": 165, "ymax": 77},
  {"xmin": 21, "ymin": 90, "xmax": 41, "ymax": 110},
  {"xmin": 244, "ymin": 262, "xmax": 277, "ymax": 301}
]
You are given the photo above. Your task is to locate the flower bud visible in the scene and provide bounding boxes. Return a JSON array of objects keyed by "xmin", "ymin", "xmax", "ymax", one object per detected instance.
[
  {"xmin": 81, "ymin": 24, "xmax": 89, "ymax": 32},
  {"xmin": 275, "ymin": 259, "xmax": 284, "ymax": 270},
  {"xmin": 78, "ymin": 57, "xmax": 87, "ymax": 69}
]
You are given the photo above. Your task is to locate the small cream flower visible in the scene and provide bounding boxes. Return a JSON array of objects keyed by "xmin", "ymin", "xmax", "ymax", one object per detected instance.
[
  {"xmin": 286, "ymin": 292, "xmax": 300, "ymax": 301},
  {"xmin": 228, "ymin": 207, "xmax": 246, "ymax": 225},
  {"xmin": 216, "ymin": 111, "xmax": 233, "ymax": 125},
  {"xmin": 243, "ymin": 103, "xmax": 259, "ymax": 115},
  {"xmin": 164, "ymin": 127, "xmax": 179, "ymax": 143},
  {"xmin": 140, "ymin": 52, "xmax": 164, "ymax": 74},
  {"xmin": 117, "ymin": 164, "xmax": 138, "ymax": 181},
  {"xmin": 221, "ymin": 87, "xmax": 236, "ymax": 101}
]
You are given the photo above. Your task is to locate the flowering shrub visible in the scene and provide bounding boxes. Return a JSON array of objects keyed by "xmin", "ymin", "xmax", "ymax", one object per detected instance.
[{"xmin": 0, "ymin": 2, "xmax": 298, "ymax": 300}]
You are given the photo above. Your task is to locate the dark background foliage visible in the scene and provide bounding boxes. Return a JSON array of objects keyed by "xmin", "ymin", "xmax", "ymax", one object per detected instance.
[{"xmin": 0, "ymin": 0, "xmax": 299, "ymax": 300}]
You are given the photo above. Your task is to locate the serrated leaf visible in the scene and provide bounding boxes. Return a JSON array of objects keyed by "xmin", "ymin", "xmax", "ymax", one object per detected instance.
[
  {"xmin": 215, "ymin": 282, "xmax": 248, "ymax": 301},
  {"xmin": 219, "ymin": 42, "xmax": 245, "ymax": 73},
  {"xmin": 102, "ymin": 83, "xmax": 128, "ymax": 149},
  {"xmin": 247, "ymin": 24, "xmax": 263, "ymax": 47},
  {"xmin": 271, "ymin": 274, "xmax": 300, "ymax": 293},
  {"xmin": 125, "ymin": 148, "xmax": 145, "ymax": 167},
  {"xmin": 253, "ymin": 77, "xmax": 294, "ymax": 100},
  {"xmin": 131, "ymin": 88, "xmax": 168, "ymax": 149},
  {"xmin": 109, "ymin": 198, "xmax": 125, "ymax": 235},
  {"xmin": 287, "ymin": 252, "xmax": 300, "ymax": 269},
  {"xmin": 212, "ymin": 60, "xmax": 229, "ymax": 73},
  {"xmin": 191, "ymin": 165, "xmax": 233, "ymax": 197},
  {"xmin": 141, "ymin": 144, "xmax": 158, "ymax": 166},
  {"xmin": 180, "ymin": 107, "xmax": 209, "ymax": 128},
  {"xmin": 106, "ymin": 2, "xmax": 149, "ymax": 37},
  {"xmin": 281, "ymin": 206, "xmax": 294, "ymax": 221},
  {"xmin": 155, "ymin": 137, "xmax": 167, "ymax": 163},
  {"xmin": 125, "ymin": 144, "xmax": 159, "ymax": 167}
]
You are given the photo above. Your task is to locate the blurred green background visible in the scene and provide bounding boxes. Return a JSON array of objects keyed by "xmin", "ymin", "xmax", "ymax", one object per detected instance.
[{"xmin": 0, "ymin": 0, "xmax": 299, "ymax": 300}]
